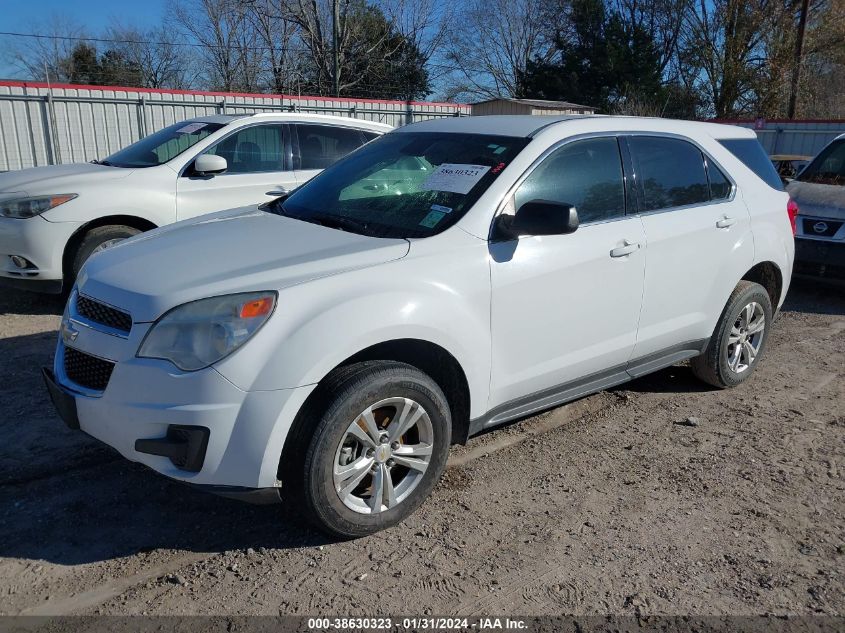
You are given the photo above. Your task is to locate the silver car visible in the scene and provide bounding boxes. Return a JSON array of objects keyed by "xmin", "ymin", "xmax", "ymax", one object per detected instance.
[{"xmin": 787, "ymin": 134, "xmax": 845, "ymax": 280}]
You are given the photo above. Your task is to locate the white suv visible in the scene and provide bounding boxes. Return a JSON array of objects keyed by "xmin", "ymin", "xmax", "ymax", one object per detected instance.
[
  {"xmin": 0, "ymin": 113, "xmax": 390, "ymax": 293},
  {"xmin": 43, "ymin": 115, "xmax": 795, "ymax": 537}
]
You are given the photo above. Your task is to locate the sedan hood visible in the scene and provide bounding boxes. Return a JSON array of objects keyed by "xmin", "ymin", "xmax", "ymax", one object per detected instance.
[
  {"xmin": 787, "ymin": 180, "xmax": 845, "ymax": 220},
  {"xmin": 77, "ymin": 207, "xmax": 410, "ymax": 322},
  {"xmin": 0, "ymin": 163, "xmax": 133, "ymax": 198}
]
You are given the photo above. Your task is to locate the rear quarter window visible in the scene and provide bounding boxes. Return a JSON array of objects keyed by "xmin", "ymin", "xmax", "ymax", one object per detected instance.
[{"xmin": 718, "ymin": 138, "xmax": 784, "ymax": 191}]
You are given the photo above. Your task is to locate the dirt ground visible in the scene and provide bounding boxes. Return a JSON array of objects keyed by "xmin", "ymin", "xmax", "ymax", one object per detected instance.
[{"xmin": 0, "ymin": 277, "xmax": 842, "ymax": 618}]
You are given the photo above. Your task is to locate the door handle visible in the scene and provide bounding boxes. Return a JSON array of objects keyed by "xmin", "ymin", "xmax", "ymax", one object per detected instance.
[
  {"xmin": 610, "ymin": 240, "xmax": 640, "ymax": 258},
  {"xmin": 716, "ymin": 216, "xmax": 737, "ymax": 228}
]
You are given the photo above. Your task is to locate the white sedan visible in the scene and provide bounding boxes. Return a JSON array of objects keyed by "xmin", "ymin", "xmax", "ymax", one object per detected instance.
[{"xmin": 0, "ymin": 113, "xmax": 390, "ymax": 292}]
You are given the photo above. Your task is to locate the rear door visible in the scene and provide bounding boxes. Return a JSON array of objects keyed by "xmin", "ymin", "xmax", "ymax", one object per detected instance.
[
  {"xmin": 292, "ymin": 124, "xmax": 371, "ymax": 186},
  {"xmin": 176, "ymin": 123, "xmax": 296, "ymax": 220},
  {"xmin": 627, "ymin": 135, "xmax": 754, "ymax": 362}
]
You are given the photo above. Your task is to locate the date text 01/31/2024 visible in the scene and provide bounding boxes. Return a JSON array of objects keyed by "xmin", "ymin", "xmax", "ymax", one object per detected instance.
[{"xmin": 307, "ymin": 617, "xmax": 528, "ymax": 630}]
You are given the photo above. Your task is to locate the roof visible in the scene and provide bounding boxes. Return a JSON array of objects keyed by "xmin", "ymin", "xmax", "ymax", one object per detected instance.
[
  {"xmin": 473, "ymin": 97, "xmax": 596, "ymax": 111},
  {"xmin": 396, "ymin": 115, "xmax": 597, "ymax": 137},
  {"xmin": 396, "ymin": 114, "xmax": 758, "ymax": 140},
  {"xmin": 192, "ymin": 112, "xmax": 393, "ymax": 131}
]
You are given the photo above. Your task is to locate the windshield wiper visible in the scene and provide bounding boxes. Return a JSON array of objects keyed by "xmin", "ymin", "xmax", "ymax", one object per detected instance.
[{"xmin": 306, "ymin": 213, "xmax": 370, "ymax": 234}]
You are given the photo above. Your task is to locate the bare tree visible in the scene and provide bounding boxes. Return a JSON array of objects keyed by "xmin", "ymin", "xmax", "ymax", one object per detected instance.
[
  {"xmin": 443, "ymin": 0, "xmax": 554, "ymax": 100},
  {"xmin": 169, "ymin": 0, "xmax": 259, "ymax": 92},
  {"xmin": 680, "ymin": 0, "xmax": 781, "ymax": 117},
  {"xmin": 106, "ymin": 22, "xmax": 198, "ymax": 89},
  {"xmin": 7, "ymin": 14, "xmax": 88, "ymax": 82},
  {"xmin": 248, "ymin": 0, "xmax": 304, "ymax": 93}
]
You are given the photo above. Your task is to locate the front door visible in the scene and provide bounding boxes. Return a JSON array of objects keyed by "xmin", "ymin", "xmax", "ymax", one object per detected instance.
[
  {"xmin": 488, "ymin": 136, "xmax": 647, "ymax": 412},
  {"xmin": 176, "ymin": 124, "xmax": 297, "ymax": 220}
]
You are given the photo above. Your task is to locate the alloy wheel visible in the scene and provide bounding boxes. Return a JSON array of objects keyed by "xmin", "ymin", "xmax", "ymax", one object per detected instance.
[
  {"xmin": 333, "ymin": 397, "xmax": 434, "ymax": 514},
  {"xmin": 727, "ymin": 301, "xmax": 765, "ymax": 373}
]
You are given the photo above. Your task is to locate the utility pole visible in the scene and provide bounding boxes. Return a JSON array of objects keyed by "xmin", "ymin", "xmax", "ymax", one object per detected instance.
[
  {"xmin": 332, "ymin": 0, "xmax": 340, "ymax": 97},
  {"xmin": 787, "ymin": 0, "xmax": 810, "ymax": 119}
]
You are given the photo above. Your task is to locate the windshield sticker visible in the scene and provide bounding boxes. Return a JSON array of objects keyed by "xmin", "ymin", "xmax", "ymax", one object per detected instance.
[
  {"xmin": 419, "ymin": 210, "xmax": 446, "ymax": 228},
  {"xmin": 430, "ymin": 204, "xmax": 452, "ymax": 214},
  {"xmin": 421, "ymin": 163, "xmax": 491, "ymax": 195},
  {"xmin": 176, "ymin": 122, "xmax": 207, "ymax": 135}
]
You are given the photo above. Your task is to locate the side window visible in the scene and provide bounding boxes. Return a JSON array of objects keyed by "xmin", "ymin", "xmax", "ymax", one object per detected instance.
[
  {"xmin": 707, "ymin": 159, "xmax": 732, "ymax": 200},
  {"xmin": 296, "ymin": 125, "xmax": 366, "ymax": 170},
  {"xmin": 629, "ymin": 136, "xmax": 710, "ymax": 211},
  {"xmin": 204, "ymin": 125, "xmax": 283, "ymax": 174},
  {"xmin": 514, "ymin": 137, "xmax": 626, "ymax": 224},
  {"xmin": 719, "ymin": 138, "xmax": 785, "ymax": 191}
]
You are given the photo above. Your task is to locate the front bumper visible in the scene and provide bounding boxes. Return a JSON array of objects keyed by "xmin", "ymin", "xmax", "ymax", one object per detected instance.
[
  {"xmin": 45, "ymin": 334, "xmax": 315, "ymax": 491},
  {"xmin": 794, "ymin": 237, "xmax": 845, "ymax": 280},
  {"xmin": 0, "ymin": 216, "xmax": 83, "ymax": 290}
]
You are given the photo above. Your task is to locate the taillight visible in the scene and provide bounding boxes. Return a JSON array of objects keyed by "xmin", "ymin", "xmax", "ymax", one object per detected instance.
[{"xmin": 787, "ymin": 198, "xmax": 799, "ymax": 236}]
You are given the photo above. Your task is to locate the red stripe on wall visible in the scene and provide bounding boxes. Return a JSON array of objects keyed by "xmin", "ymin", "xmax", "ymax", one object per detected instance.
[{"xmin": 0, "ymin": 79, "xmax": 471, "ymax": 110}]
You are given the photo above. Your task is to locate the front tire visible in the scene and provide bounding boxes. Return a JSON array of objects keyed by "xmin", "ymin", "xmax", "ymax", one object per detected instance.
[
  {"xmin": 70, "ymin": 225, "xmax": 141, "ymax": 282},
  {"xmin": 298, "ymin": 361, "xmax": 451, "ymax": 538},
  {"xmin": 691, "ymin": 280, "xmax": 773, "ymax": 388}
]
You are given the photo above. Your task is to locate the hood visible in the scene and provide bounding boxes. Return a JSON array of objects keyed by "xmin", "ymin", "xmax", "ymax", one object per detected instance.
[
  {"xmin": 77, "ymin": 207, "xmax": 410, "ymax": 322},
  {"xmin": 786, "ymin": 180, "xmax": 845, "ymax": 220},
  {"xmin": 0, "ymin": 163, "xmax": 134, "ymax": 197}
]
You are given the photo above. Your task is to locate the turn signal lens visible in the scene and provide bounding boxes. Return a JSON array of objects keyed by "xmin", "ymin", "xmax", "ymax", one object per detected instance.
[
  {"xmin": 787, "ymin": 198, "xmax": 799, "ymax": 236},
  {"xmin": 240, "ymin": 296, "xmax": 274, "ymax": 318}
]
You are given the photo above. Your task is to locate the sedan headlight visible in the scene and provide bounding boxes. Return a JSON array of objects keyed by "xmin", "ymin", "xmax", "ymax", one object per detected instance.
[
  {"xmin": 0, "ymin": 194, "xmax": 78, "ymax": 218},
  {"xmin": 137, "ymin": 292, "xmax": 277, "ymax": 371}
]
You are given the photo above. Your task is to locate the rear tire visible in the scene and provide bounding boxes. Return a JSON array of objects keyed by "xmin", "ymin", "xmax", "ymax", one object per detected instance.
[
  {"xmin": 691, "ymin": 280, "xmax": 773, "ymax": 388},
  {"xmin": 70, "ymin": 225, "xmax": 141, "ymax": 283},
  {"xmin": 296, "ymin": 361, "xmax": 451, "ymax": 538}
]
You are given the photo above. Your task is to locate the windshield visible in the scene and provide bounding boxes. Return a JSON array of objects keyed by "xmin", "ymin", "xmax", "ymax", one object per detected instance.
[
  {"xmin": 275, "ymin": 132, "xmax": 531, "ymax": 238},
  {"xmin": 798, "ymin": 139, "xmax": 845, "ymax": 186},
  {"xmin": 102, "ymin": 121, "xmax": 226, "ymax": 168}
]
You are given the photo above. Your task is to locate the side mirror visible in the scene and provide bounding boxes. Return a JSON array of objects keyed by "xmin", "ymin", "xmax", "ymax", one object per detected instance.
[
  {"xmin": 193, "ymin": 154, "xmax": 227, "ymax": 176},
  {"xmin": 494, "ymin": 200, "xmax": 579, "ymax": 240}
]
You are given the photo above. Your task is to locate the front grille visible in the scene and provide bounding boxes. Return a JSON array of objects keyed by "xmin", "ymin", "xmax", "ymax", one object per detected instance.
[
  {"xmin": 802, "ymin": 218, "xmax": 843, "ymax": 238},
  {"xmin": 64, "ymin": 346, "xmax": 115, "ymax": 392},
  {"xmin": 76, "ymin": 295, "xmax": 132, "ymax": 333}
]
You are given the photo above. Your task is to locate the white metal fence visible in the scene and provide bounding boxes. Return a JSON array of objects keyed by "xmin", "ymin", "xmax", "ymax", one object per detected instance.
[
  {"xmin": 0, "ymin": 81, "xmax": 471, "ymax": 171},
  {"xmin": 717, "ymin": 119, "xmax": 845, "ymax": 158}
]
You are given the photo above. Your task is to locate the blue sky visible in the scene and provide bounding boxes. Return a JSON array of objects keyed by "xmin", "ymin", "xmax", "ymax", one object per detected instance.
[
  {"xmin": 0, "ymin": 0, "xmax": 168, "ymax": 77},
  {"xmin": 2, "ymin": 0, "xmax": 166, "ymax": 31}
]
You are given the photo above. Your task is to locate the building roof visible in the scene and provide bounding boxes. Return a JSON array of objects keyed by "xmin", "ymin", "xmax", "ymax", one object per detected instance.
[{"xmin": 472, "ymin": 97, "xmax": 596, "ymax": 111}]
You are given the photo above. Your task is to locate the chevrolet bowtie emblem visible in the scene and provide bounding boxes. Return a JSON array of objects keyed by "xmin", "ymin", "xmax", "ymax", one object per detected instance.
[{"xmin": 61, "ymin": 320, "xmax": 80, "ymax": 344}]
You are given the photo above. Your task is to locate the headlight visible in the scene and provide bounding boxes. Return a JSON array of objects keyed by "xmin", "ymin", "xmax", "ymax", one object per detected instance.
[
  {"xmin": 0, "ymin": 194, "xmax": 78, "ymax": 218},
  {"xmin": 137, "ymin": 291, "xmax": 277, "ymax": 371}
]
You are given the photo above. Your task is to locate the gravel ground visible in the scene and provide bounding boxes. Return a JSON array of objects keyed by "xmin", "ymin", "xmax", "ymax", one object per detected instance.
[{"xmin": 0, "ymin": 277, "xmax": 842, "ymax": 617}]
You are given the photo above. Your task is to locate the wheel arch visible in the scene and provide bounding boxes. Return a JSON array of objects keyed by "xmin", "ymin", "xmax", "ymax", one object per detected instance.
[
  {"xmin": 277, "ymin": 338, "xmax": 472, "ymax": 484},
  {"xmin": 62, "ymin": 215, "xmax": 158, "ymax": 279},
  {"xmin": 741, "ymin": 261, "xmax": 783, "ymax": 310}
]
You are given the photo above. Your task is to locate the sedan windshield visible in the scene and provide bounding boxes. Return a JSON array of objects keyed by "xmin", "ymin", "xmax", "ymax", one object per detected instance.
[
  {"xmin": 275, "ymin": 132, "xmax": 531, "ymax": 238},
  {"xmin": 798, "ymin": 139, "xmax": 845, "ymax": 186},
  {"xmin": 102, "ymin": 121, "xmax": 225, "ymax": 168}
]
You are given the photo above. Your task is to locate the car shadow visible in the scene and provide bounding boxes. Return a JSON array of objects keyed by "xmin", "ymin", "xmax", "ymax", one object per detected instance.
[
  {"xmin": 0, "ymin": 286, "xmax": 66, "ymax": 316},
  {"xmin": 782, "ymin": 275, "xmax": 845, "ymax": 316}
]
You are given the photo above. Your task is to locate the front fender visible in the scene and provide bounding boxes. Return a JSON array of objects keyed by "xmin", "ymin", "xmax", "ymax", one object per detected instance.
[{"xmin": 214, "ymin": 240, "xmax": 493, "ymax": 419}]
